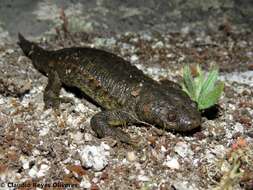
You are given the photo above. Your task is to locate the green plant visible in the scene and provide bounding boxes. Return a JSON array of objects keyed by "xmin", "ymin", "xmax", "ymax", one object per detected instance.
[
  {"xmin": 181, "ymin": 65, "xmax": 224, "ymax": 110},
  {"xmin": 213, "ymin": 137, "xmax": 253, "ymax": 190}
]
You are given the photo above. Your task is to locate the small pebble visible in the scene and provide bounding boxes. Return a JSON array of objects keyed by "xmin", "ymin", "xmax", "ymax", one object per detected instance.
[
  {"xmin": 152, "ymin": 41, "xmax": 164, "ymax": 49},
  {"xmin": 160, "ymin": 145, "xmax": 167, "ymax": 152},
  {"xmin": 79, "ymin": 145, "xmax": 110, "ymax": 171},
  {"xmin": 130, "ymin": 54, "xmax": 139, "ymax": 62},
  {"xmin": 80, "ymin": 176, "xmax": 91, "ymax": 189},
  {"xmin": 84, "ymin": 133, "xmax": 93, "ymax": 141},
  {"xmin": 233, "ymin": 122, "xmax": 244, "ymax": 134},
  {"xmin": 137, "ymin": 175, "xmax": 150, "ymax": 182},
  {"xmin": 71, "ymin": 131, "xmax": 84, "ymax": 144},
  {"xmin": 164, "ymin": 157, "xmax": 180, "ymax": 170},
  {"xmin": 174, "ymin": 142, "xmax": 193, "ymax": 158},
  {"xmin": 127, "ymin": 151, "xmax": 136, "ymax": 162}
]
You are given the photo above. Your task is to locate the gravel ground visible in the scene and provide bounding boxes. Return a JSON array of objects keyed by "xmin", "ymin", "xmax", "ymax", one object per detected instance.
[{"xmin": 0, "ymin": 27, "xmax": 252, "ymax": 190}]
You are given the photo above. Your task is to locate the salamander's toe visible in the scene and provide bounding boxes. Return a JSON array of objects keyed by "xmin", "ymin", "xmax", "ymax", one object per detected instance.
[{"xmin": 110, "ymin": 127, "xmax": 131, "ymax": 144}]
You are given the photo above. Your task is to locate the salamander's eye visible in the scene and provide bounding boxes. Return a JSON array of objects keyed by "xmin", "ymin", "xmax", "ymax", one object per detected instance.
[{"xmin": 168, "ymin": 113, "xmax": 177, "ymax": 121}]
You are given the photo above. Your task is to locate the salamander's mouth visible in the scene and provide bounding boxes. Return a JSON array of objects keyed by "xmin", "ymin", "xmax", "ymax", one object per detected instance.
[
  {"xmin": 178, "ymin": 116, "xmax": 201, "ymax": 131},
  {"xmin": 162, "ymin": 115, "xmax": 201, "ymax": 132}
]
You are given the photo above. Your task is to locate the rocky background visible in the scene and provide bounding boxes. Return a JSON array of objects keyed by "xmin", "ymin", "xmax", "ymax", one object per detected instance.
[
  {"xmin": 0, "ymin": 0, "xmax": 253, "ymax": 190},
  {"xmin": 0, "ymin": 0, "xmax": 252, "ymax": 39}
]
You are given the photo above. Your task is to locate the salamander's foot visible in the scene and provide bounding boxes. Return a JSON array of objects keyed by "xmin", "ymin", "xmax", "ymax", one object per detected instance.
[
  {"xmin": 95, "ymin": 125, "xmax": 131, "ymax": 144},
  {"xmin": 44, "ymin": 96, "xmax": 73, "ymax": 110},
  {"xmin": 90, "ymin": 110, "xmax": 138, "ymax": 145},
  {"xmin": 109, "ymin": 127, "xmax": 132, "ymax": 144},
  {"xmin": 103, "ymin": 128, "xmax": 141, "ymax": 148}
]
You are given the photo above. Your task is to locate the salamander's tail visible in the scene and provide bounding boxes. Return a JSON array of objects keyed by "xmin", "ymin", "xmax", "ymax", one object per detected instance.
[{"xmin": 18, "ymin": 33, "xmax": 44, "ymax": 58}]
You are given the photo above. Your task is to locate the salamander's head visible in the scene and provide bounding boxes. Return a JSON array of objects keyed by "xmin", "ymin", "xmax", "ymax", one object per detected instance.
[
  {"xmin": 139, "ymin": 91, "xmax": 201, "ymax": 132},
  {"xmin": 18, "ymin": 33, "xmax": 50, "ymax": 75},
  {"xmin": 18, "ymin": 33, "xmax": 35, "ymax": 58}
]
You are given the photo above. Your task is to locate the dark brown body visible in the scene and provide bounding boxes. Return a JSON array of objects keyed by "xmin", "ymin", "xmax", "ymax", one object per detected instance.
[{"xmin": 18, "ymin": 33, "xmax": 201, "ymax": 144}]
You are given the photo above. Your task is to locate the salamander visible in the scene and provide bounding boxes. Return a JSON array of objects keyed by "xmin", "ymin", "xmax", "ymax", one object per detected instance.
[{"xmin": 18, "ymin": 33, "xmax": 201, "ymax": 144}]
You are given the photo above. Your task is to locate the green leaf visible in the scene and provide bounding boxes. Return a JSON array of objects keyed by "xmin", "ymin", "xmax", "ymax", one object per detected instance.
[
  {"xmin": 181, "ymin": 64, "xmax": 224, "ymax": 110},
  {"xmin": 194, "ymin": 65, "xmax": 205, "ymax": 100},
  {"xmin": 182, "ymin": 65, "xmax": 196, "ymax": 101},
  {"xmin": 198, "ymin": 67, "xmax": 218, "ymax": 102},
  {"xmin": 198, "ymin": 81, "xmax": 224, "ymax": 110}
]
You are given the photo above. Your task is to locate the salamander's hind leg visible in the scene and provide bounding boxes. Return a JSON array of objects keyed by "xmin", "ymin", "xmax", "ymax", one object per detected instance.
[
  {"xmin": 90, "ymin": 110, "xmax": 137, "ymax": 144},
  {"xmin": 44, "ymin": 70, "xmax": 72, "ymax": 110}
]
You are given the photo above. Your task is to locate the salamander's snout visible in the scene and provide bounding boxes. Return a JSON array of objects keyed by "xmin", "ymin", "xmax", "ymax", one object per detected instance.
[
  {"xmin": 178, "ymin": 114, "xmax": 201, "ymax": 131},
  {"xmin": 175, "ymin": 99, "xmax": 201, "ymax": 131},
  {"xmin": 152, "ymin": 102, "xmax": 202, "ymax": 132}
]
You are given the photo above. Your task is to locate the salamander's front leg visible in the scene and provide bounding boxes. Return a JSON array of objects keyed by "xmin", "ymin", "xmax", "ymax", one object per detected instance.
[
  {"xmin": 44, "ymin": 70, "xmax": 63, "ymax": 110},
  {"xmin": 90, "ymin": 110, "xmax": 137, "ymax": 144}
]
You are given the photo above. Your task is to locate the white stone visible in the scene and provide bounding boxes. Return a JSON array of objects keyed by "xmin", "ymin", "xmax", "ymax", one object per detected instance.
[
  {"xmin": 100, "ymin": 142, "xmax": 110, "ymax": 151},
  {"xmin": 212, "ymin": 145, "xmax": 226, "ymax": 158},
  {"xmin": 172, "ymin": 181, "xmax": 198, "ymax": 190},
  {"xmin": 71, "ymin": 131, "xmax": 83, "ymax": 144},
  {"xmin": 19, "ymin": 155, "xmax": 30, "ymax": 170},
  {"xmin": 121, "ymin": 43, "xmax": 132, "ymax": 50},
  {"xmin": 0, "ymin": 98, "xmax": 4, "ymax": 105},
  {"xmin": 75, "ymin": 103, "xmax": 87, "ymax": 113},
  {"xmin": 166, "ymin": 53, "xmax": 174, "ymax": 58},
  {"xmin": 160, "ymin": 145, "xmax": 167, "ymax": 152},
  {"xmin": 233, "ymin": 122, "xmax": 244, "ymax": 133},
  {"xmin": 93, "ymin": 37, "xmax": 107, "ymax": 47},
  {"xmin": 164, "ymin": 157, "xmax": 180, "ymax": 170},
  {"xmin": 37, "ymin": 164, "xmax": 50, "ymax": 177},
  {"xmin": 152, "ymin": 41, "xmax": 164, "ymax": 49},
  {"xmin": 137, "ymin": 175, "xmax": 150, "ymax": 182},
  {"xmin": 92, "ymin": 177, "xmax": 99, "ymax": 183},
  {"xmin": 174, "ymin": 142, "xmax": 193, "ymax": 158},
  {"xmin": 6, "ymin": 49, "xmax": 14, "ymax": 54},
  {"xmin": 205, "ymin": 151, "xmax": 216, "ymax": 164},
  {"xmin": 130, "ymin": 54, "xmax": 139, "ymax": 62},
  {"xmin": 122, "ymin": 158, "xmax": 128, "ymax": 164},
  {"xmin": 79, "ymin": 144, "xmax": 109, "ymax": 171},
  {"xmin": 105, "ymin": 38, "xmax": 116, "ymax": 46},
  {"xmin": 225, "ymin": 129, "xmax": 233, "ymax": 139},
  {"xmin": 39, "ymin": 126, "xmax": 50, "ymax": 136},
  {"xmin": 28, "ymin": 166, "xmax": 39, "ymax": 178},
  {"xmin": 130, "ymin": 37, "xmax": 139, "ymax": 43},
  {"xmin": 32, "ymin": 149, "xmax": 41, "ymax": 156},
  {"xmin": 67, "ymin": 114, "xmax": 75, "ymax": 125},
  {"xmin": 23, "ymin": 162, "xmax": 30, "ymax": 170},
  {"xmin": 84, "ymin": 133, "xmax": 93, "ymax": 141},
  {"xmin": 127, "ymin": 151, "xmax": 136, "ymax": 162},
  {"xmin": 80, "ymin": 176, "xmax": 91, "ymax": 189}
]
